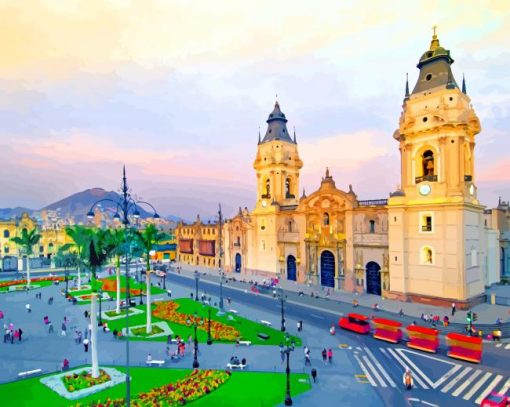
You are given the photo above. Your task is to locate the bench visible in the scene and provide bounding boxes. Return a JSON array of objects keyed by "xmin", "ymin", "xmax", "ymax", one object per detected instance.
[
  {"xmin": 237, "ymin": 340, "xmax": 252, "ymax": 346},
  {"xmin": 226, "ymin": 363, "xmax": 247, "ymax": 370},
  {"xmin": 257, "ymin": 333, "xmax": 270, "ymax": 340},
  {"xmin": 146, "ymin": 360, "xmax": 165, "ymax": 367},
  {"xmin": 260, "ymin": 320, "xmax": 272, "ymax": 327},
  {"xmin": 18, "ymin": 369, "xmax": 43, "ymax": 378}
]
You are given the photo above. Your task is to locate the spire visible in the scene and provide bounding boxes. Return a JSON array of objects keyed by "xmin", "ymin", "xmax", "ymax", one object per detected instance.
[
  {"xmin": 404, "ymin": 73, "xmax": 410, "ymax": 100},
  {"xmin": 301, "ymin": 188, "xmax": 307, "ymax": 199},
  {"xmin": 429, "ymin": 25, "xmax": 440, "ymax": 51},
  {"xmin": 462, "ymin": 73, "xmax": 467, "ymax": 94},
  {"xmin": 261, "ymin": 100, "xmax": 294, "ymax": 144},
  {"xmin": 325, "ymin": 167, "xmax": 330, "ymax": 178},
  {"xmin": 258, "ymin": 127, "xmax": 261, "ymax": 144},
  {"xmin": 293, "ymin": 126, "xmax": 297, "ymax": 143}
]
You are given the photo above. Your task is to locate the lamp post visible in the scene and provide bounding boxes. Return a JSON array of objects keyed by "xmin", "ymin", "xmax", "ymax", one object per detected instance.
[
  {"xmin": 278, "ymin": 287, "xmax": 286, "ymax": 332},
  {"xmin": 186, "ymin": 311, "xmax": 203, "ymax": 368},
  {"xmin": 86, "ymin": 166, "xmax": 160, "ymax": 407},
  {"xmin": 282, "ymin": 333, "xmax": 296, "ymax": 406},
  {"xmin": 64, "ymin": 261, "xmax": 70, "ymax": 298},
  {"xmin": 206, "ymin": 307, "xmax": 212, "ymax": 345},
  {"xmin": 139, "ymin": 269, "xmax": 144, "ymax": 305},
  {"xmin": 194, "ymin": 270, "xmax": 199, "ymax": 302},
  {"xmin": 98, "ymin": 288, "xmax": 103, "ymax": 326},
  {"xmin": 217, "ymin": 204, "xmax": 225, "ymax": 315}
]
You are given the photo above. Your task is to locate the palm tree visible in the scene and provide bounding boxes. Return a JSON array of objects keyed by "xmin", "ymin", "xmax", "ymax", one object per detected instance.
[
  {"xmin": 107, "ymin": 228, "xmax": 126, "ymax": 314},
  {"xmin": 83, "ymin": 227, "xmax": 115, "ymax": 378},
  {"xmin": 63, "ymin": 225, "xmax": 90, "ymax": 290},
  {"xmin": 10, "ymin": 228, "xmax": 41, "ymax": 288},
  {"xmin": 135, "ymin": 224, "xmax": 166, "ymax": 333}
]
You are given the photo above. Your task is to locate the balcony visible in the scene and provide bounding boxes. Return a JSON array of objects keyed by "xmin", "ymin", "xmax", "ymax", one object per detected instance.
[
  {"xmin": 285, "ymin": 193, "xmax": 296, "ymax": 199},
  {"xmin": 421, "ymin": 225, "xmax": 432, "ymax": 232},
  {"xmin": 415, "ymin": 175, "xmax": 438, "ymax": 183},
  {"xmin": 233, "ymin": 242, "xmax": 241, "ymax": 247},
  {"xmin": 261, "ymin": 193, "xmax": 271, "ymax": 199},
  {"xmin": 464, "ymin": 175, "xmax": 472, "ymax": 182}
]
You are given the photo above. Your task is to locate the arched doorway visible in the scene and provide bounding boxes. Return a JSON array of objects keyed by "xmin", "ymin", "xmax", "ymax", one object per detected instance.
[
  {"xmin": 287, "ymin": 255, "xmax": 296, "ymax": 281},
  {"xmin": 235, "ymin": 253, "xmax": 242, "ymax": 273},
  {"xmin": 320, "ymin": 250, "xmax": 335, "ymax": 288},
  {"xmin": 366, "ymin": 261, "xmax": 381, "ymax": 295}
]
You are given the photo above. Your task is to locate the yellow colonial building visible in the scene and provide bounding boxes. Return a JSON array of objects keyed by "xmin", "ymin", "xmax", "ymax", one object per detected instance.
[{"xmin": 175, "ymin": 32, "xmax": 506, "ymax": 308}]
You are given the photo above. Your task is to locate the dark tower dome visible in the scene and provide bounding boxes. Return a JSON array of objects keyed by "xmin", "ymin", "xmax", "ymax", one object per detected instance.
[
  {"xmin": 411, "ymin": 28, "xmax": 459, "ymax": 95},
  {"xmin": 261, "ymin": 101, "xmax": 295, "ymax": 144}
]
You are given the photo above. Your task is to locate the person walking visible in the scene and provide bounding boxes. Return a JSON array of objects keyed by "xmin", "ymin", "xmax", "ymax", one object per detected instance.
[
  {"xmin": 13, "ymin": 329, "xmax": 20, "ymax": 343},
  {"xmin": 280, "ymin": 343, "xmax": 285, "ymax": 364},
  {"xmin": 83, "ymin": 338, "xmax": 89, "ymax": 352},
  {"xmin": 61, "ymin": 322, "xmax": 67, "ymax": 336},
  {"xmin": 18, "ymin": 328, "xmax": 23, "ymax": 342},
  {"xmin": 26, "ymin": 303, "xmax": 31, "ymax": 313},
  {"xmin": 451, "ymin": 302, "xmax": 456, "ymax": 316},
  {"xmin": 322, "ymin": 348, "xmax": 327, "ymax": 365},
  {"xmin": 327, "ymin": 348, "xmax": 333, "ymax": 364},
  {"xmin": 10, "ymin": 330, "xmax": 14, "ymax": 344},
  {"xmin": 311, "ymin": 368, "xmax": 318, "ymax": 383},
  {"xmin": 48, "ymin": 322, "xmax": 54, "ymax": 334},
  {"xmin": 304, "ymin": 346, "xmax": 311, "ymax": 366}
]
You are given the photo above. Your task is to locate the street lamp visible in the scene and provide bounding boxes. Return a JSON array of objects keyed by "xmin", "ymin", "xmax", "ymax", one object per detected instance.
[
  {"xmin": 64, "ymin": 261, "xmax": 70, "ymax": 298},
  {"xmin": 278, "ymin": 287, "xmax": 286, "ymax": 332},
  {"xmin": 194, "ymin": 270, "xmax": 199, "ymax": 301},
  {"xmin": 139, "ymin": 269, "xmax": 144, "ymax": 305},
  {"xmin": 218, "ymin": 269, "xmax": 225, "ymax": 315},
  {"xmin": 98, "ymin": 288, "xmax": 103, "ymax": 326},
  {"xmin": 186, "ymin": 311, "xmax": 204, "ymax": 368},
  {"xmin": 282, "ymin": 333, "xmax": 296, "ymax": 406},
  {"xmin": 206, "ymin": 307, "xmax": 213, "ymax": 345},
  {"xmin": 86, "ymin": 166, "xmax": 160, "ymax": 407}
]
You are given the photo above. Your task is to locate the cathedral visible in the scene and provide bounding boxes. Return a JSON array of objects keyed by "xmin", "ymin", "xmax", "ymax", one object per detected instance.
[{"xmin": 176, "ymin": 32, "xmax": 505, "ymax": 309}]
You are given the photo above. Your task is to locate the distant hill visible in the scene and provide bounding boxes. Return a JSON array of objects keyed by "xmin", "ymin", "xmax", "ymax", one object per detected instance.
[{"xmin": 0, "ymin": 207, "xmax": 34, "ymax": 219}]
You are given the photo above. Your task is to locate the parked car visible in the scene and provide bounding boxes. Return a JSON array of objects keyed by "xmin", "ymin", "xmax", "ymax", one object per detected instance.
[{"xmin": 481, "ymin": 393, "xmax": 510, "ymax": 407}]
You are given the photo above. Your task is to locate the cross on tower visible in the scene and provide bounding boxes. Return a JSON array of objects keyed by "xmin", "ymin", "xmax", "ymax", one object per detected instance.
[{"xmin": 432, "ymin": 25, "xmax": 437, "ymax": 36}]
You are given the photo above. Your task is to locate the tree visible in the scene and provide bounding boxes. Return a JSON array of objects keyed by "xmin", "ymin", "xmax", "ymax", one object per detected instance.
[
  {"xmin": 10, "ymin": 228, "xmax": 41, "ymax": 288},
  {"xmin": 63, "ymin": 226, "xmax": 91, "ymax": 290},
  {"xmin": 106, "ymin": 228, "xmax": 126, "ymax": 314},
  {"xmin": 135, "ymin": 224, "xmax": 166, "ymax": 333},
  {"xmin": 82, "ymin": 228, "xmax": 115, "ymax": 378}
]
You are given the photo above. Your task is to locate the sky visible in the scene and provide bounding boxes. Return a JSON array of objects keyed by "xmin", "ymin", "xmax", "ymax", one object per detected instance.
[{"xmin": 0, "ymin": 0, "xmax": 509, "ymax": 219}]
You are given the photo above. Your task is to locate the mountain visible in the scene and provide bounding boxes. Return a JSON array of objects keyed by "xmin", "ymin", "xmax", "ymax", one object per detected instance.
[
  {"xmin": 0, "ymin": 207, "xmax": 34, "ymax": 219},
  {"xmin": 40, "ymin": 188, "xmax": 154, "ymax": 222}
]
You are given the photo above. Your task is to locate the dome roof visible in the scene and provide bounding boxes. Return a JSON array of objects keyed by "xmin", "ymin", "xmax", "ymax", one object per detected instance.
[{"xmin": 260, "ymin": 101, "xmax": 295, "ymax": 144}]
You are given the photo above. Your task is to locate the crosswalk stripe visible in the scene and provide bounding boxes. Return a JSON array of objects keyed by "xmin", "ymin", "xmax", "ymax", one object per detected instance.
[
  {"xmin": 463, "ymin": 372, "xmax": 492, "ymax": 401},
  {"xmin": 505, "ymin": 344, "xmax": 510, "ymax": 350},
  {"xmin": 498, "ymin": 378, "xmax": 510, "ymax": 395},
  {"xmin": 433, "ymin": 364, "xmax": 462, "ymax": 389},
  {"xmin": 362, "ymin": 355, "xmax": 387, "ymax": 387},
  {"xmin": 364, "ymin": 347, "xmax": 396, "ymax": 388},
  {"xmin": 395, "ymin": 348, "xmax": 434, "ymax": 388},
  {"xmin": 452, "ymin": 369, "xmax": 482, "ymax": 397},
  {"xmin": 475, "ymin": 375, "xmax": 503, "ymax": 405},
  {"xmin": 353, "ymin": 353, "xmax": 377, "ymax": 387},
  {"xmin": 495, "ymin": 343, "xmax": 502, "ymax": 348},
  {"xmin": 386, "ymin": 348, "xmax": 428, "ymax": 389},
  {"xmin": 441, "ymin": 366, "xmax": 472, "ymax": 393}
]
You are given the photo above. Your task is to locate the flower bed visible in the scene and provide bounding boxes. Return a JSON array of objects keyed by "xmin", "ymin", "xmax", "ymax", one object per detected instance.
[
  {"xmin": 62, "ymin": 369, "xmax": 111, "ymax": 393},
  {"xmin": 73, "ymin": 369, "xmax": 230, "ymax": 406},
  {"xmin": 152, "ymin": 301, "xmax": 240, "ymax": 342},
  {"xmin": 0, "ymin": 276, "xmax": 66, "ymax": 289},
  {"xmin": 131, "ymin": 324, "xmax": 164, "ymax": 337},
  {"xmin": 100, "ymin": 279, "xmax": 141, "ymax": 296}
]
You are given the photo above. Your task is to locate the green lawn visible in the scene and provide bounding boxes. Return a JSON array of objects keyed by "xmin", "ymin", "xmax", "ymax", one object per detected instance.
[
  {"xmin": 68, "ymin": 276, "xmax": 165, "ymax": 304},
  {"xmin": 0, "ymin": 277, "xmax": 74, "ymax": 293},
  {"xmin": 0, "ymin": 367, "xmax": 311, "ymax": 406},
  {"xmin": 106, "ymin": 298, "xmax": 301, "ymax": 346}
]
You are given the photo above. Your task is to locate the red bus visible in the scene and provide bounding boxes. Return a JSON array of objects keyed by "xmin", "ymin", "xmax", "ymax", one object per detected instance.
[
  {"xmin": 406, "ymin": 325, "xmax": 439, "ymax": 353},
  {"xmin": 372, "ymin": 318, "xmax": 402, "ymax": 343},
  {"xmin": 446, "ymin": 333, "xmax": 483, "ymax": 363},
  {"xmin": 338, "ymin": 313, "xmax": 371, "ymax": 334}
]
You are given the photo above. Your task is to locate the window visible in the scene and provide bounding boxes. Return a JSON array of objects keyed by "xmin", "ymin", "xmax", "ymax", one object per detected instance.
[
  {"xmin": 471, "ymin": 249, "xmax": 478, "ymax": 267},
  {"xmin": 260, "ymin": 218, "xmax": 266, "ymax": 231},
  {"xmin": 421, "ymin": 246, "xmax": 434, "ymax": 265},
  {"xmin": 422, "ymin": 150, "xmax": 434, "ymax": 176},
  {"xmin": 420, "ymin": 212, "xmax": 433, "ymax": 233},
  {"xmin": 4, "ymin": 246, "xmax": 9, "ymax": 254},
  {"xmin": 288, "ymin": 221, "xmax": 292, "ymax": 232},
  {"xmin": 236, "ymin": 237, "xmax": 240, "ymax": 246},
  {"xmin": 285, "ymin": 177, "xmax": 291, "ymax": 198},
  {"xmin": 426, "ymin": 73, "xmax": 432, "ymax": 81},
  {"xmin": 3, "ymin": 230, "xmax": 9, "ymax": 238},
  {"xmin": 369, "ymin": 220, "xmax": 375, "ymax": 233},
  {"xmin": 263, "ymin": 179, "xmax": 271, "ymax": 198},
  {"xmin": 323, "ymin": 213, "xmax": 330, "ymax": 226},
  {"xmin": 39, "ymin": 245, "xmax": 44, "ymax": 253}
]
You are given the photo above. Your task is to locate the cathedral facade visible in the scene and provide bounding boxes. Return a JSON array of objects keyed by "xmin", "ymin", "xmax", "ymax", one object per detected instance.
[{"xmin": 177, "ymin": 33, "xmax": 504, "ymax": 308}]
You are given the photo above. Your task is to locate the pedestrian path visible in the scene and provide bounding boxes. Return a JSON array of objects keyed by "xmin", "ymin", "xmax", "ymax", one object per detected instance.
[{"xmin": 348, "ymin": 346, "xmax": 510, "ymax": 405}]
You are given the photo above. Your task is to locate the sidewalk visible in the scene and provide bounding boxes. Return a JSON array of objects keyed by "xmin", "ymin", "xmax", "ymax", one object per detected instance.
[{"xmin": 173, "ymin": 262, "xmax": 510, "ymax": 331}]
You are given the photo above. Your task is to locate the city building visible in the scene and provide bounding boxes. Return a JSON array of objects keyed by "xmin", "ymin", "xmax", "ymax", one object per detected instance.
[{"xmin": 176, "ymin": 32, "xmax": 508, "ymax": 308}]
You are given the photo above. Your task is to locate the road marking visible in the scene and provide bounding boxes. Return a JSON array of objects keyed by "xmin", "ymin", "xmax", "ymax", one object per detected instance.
[
  {"xmin": 354, "ymin": 374, "xmax": 369, "ymax": 384},
  {"xmin": 353, "ymin": 353, "xmax": 377, "ymax": 387},
  {"xmin": 495, "ymin": 343, "xmax": 502, "ymax": 348},
  {"xmin": 505, "ymin": 344, "xmax": 510, "ymax": 350},
  {"xmin": 362, "ymin": 355, "xmax": 387, "ymax": 387},
  {"xmin": 440, "ymin": 366, "xmax": 472, "ymax": 393},
  {"xmin": 475, "ymin": 374, "xmax": 503, "ymax": 405},
  {"xmin": 452, "ymin": 369, "xmax": 482, "ymax": 397},
  {"xmin": 396, "ymin": 348, "xmax": 435, "ymax": 388},
  {"xmin": 310, "ymin": 313, "xmax": 324, "ymax": 319},
  {"xmin": 421, "ymin": 401, "xmax": 439, "ymax": 407},
  {"xmin": 497, "ymin": 378, "xmax": 510, "ymax": 397},
  {"xmin": 463, "ymin": 372, "xmax": 492, "ymax": 401},
  {"xmin": 364, "ymin": 347, "xmax": 396, "ymax": 388},
  {"xmin": 386, "ymin": 348, "xmax": 428, "ymax": 389},
  {"xmin": 356, "ymin": 347, "xmax": 362, "ymax": 351}
]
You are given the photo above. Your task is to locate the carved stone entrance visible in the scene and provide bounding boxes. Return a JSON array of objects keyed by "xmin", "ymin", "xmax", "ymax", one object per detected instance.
[
  {"xmin": 320, "ymin": 250, "xmax": 335, "ymax": 288},
  {"xmin": 287, "ymin": 255, "xmax": 296, "ymax": 281},
  {"xmin": 366, "ymin": 261, "xmax": 381, "ymax": 295}
]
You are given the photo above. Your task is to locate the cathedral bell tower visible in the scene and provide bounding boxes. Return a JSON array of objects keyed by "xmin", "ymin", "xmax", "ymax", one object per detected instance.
[
  {"xmin": 253, "ymin": 101, "xmax": 303, "ymax": 212},
  {"xmin": 388, "ymin": 30, "xmax": 485, "ymax": 308}
]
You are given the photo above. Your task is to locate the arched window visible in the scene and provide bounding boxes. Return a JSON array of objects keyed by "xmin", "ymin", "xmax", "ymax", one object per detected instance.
[
  {"xmin": 264, "ymin": 179, "xmax": 271, "ymax": 198},
  {"xmin": 323, "ymin": 213, "xmax": 330, "ymax": 226},
  {"xmin": 369, "ymin": 220, "xmax": 375, "ymax": 233},
  {"xmin": 285, "ymin": 177, "xmax": 291, "ymax": 198},
  {"xmin": 3, "ymin": 230, "xmax": 9, "ymax": 238},
  {"xmin": 421, "ymin": 246, "xmax": 434, "ymax": 265},
  {"xmin": 422, "ymin": 150, "xmax": 434, "ymax": 177},
  {"xmin": 288, "ymin": 221, "xmax": 292, "ymax": 232}
]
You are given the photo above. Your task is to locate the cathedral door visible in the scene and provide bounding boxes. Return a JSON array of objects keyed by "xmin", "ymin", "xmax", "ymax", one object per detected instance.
[
  {"xmin": 320, "ymin": 250, "xmax": 335, "ymax": 288},
  {"xmin": 287, "ymin": 255, "xmax": 296, "ymax": 281},
  {"xmin": 235, "ymin": 253, "xmax": 242, "ymax": 273},
  {"xmin": 366, "ymin": 261, "xmax": 381, "ymax": 295}
]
